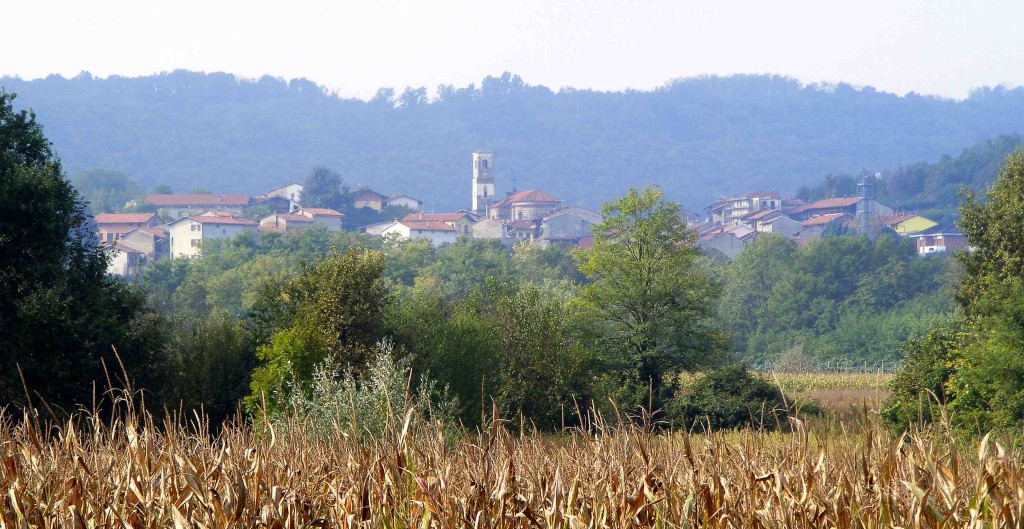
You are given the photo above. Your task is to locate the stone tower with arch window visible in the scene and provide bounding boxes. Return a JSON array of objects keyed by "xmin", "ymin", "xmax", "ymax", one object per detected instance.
[{"xmin": 472, "ymin": 151, "xmax": 495, "ymax": 216}]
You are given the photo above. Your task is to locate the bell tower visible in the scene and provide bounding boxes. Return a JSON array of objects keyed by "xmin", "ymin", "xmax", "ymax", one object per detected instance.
[{"xmin": 472, "ymin": 151, "xmax": 495, "ymax": 216}]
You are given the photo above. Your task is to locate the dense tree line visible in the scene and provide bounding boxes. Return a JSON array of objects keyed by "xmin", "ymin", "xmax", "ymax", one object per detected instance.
[{"xmin": 4, "ymin": 71, "xmax": 1024, "ymax": 212}]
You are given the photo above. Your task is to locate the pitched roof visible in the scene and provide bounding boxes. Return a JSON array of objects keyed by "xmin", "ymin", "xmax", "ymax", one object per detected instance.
[
  {"xmin": 136, "ymin": 227, "xmax": 167, "ymax": 238},
  {"xmin": 387, "ymin": 193, "xmax": 423, "ymax": 202},
  {"xmin": 801, "ymin": 213, "xmax": 849, "ymax": 227},
  {"xmin": 493, "ymin": 189, "xmax": 561, "ymax": 207},
  {"xmin": 170, "ymin": 214, "xmax": 257, "ymax": 226},
  {"xmin": 398, "ymin": 220, "xmax": 457, "ymax": 231},
  {"xmin": 301, "ymin": 207, "xmax": 344, "ymax": 217},
  {"xmin": 506, "ymin": 220, "xmax": 538, "ymax": 230},
  {"xmin": 742, "ymin": 209, "xmax": 780, "ymax": 222},
  {"xmin": 94, "ymin": 213, "xmax": 156, "ymax": 224},
  {"xmin": 145, "ymin": 194, "xmax": 251, "ymax": 206},
  {"xmin": 402, "ymin": 213, "xmax": 473, "ymax": 223},
  {"xmin": 351, "ymin": 188, "xmax": 387, "ymax": 201},
  {"xmin": 542, "ymin": 206, "xmax": 603, "ymax": 223},
  {"xmin": 747, "ymin": 190, "xmax": 781, "ymax": 199},
  {"xmin": 272, "ymin": 213, "xmax": 314, "ymax": 223},
  {"xmin": 791, "ymin": 197, "xmax": 859, "ymax": 214},
  {"xmin": 910, "ymin": 224, "xmax": 963, "ymax": 237}
]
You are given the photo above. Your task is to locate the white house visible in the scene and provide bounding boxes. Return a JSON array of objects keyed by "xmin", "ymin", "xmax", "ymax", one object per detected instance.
[
  {"xmin": 379, "ymin": 220, "xmax": 458, "ymax": 246},
  {"xmin": 538, "ymin": 206, "xmax": 603, "ymax": 245},
  {"xmin": 167, "ymin": 214, "xmax": 259, "ymax": 259},
  {"xmin": 297, "ymin": 208, "xmax": 344, "ymax": 231},
  {"xmin": 106, "ymin": 243, "xmax": 147, "ymax": 277},
  {"xmin": 258, "ymin": 183, "xmax": 304, "ymax": 212},
  {"xmin": 385, "ymin": 194, "xmax": 423, "ymax": 212}
]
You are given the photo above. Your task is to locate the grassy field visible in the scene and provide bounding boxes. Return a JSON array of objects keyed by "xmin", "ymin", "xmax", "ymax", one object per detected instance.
[
  {"xmin": 768, "ymin": 371, "xmax": 894, "ymax": 417},
  {"xmin": 2, "ymin": 379, "xmax": 1022, "ymax": 528}
]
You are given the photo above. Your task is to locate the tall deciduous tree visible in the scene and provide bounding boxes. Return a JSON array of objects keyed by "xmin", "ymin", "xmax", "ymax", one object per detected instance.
[
  {"xmin": 574, "ymin": 186, "xmax": 725, "ymax": 410},
  {"xmin": 302, "ymin": 166, "xmax": 350, "ymax": 211},
  {"xmin": 0, "ymin": 90, "xmax": 166, "ymax": 410}
]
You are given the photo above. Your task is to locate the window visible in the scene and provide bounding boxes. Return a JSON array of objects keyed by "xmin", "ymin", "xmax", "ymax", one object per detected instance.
[
  {"xmin": 191, "ymin": 239, "xmax": 200, "ymax": 247},
  {"xmin": 191, "ymin": 224, "xmax": 201, "ymax": 232},
  {"xmin": 222, "ymin": 229, "xmax": 226, "ymax": 235}
]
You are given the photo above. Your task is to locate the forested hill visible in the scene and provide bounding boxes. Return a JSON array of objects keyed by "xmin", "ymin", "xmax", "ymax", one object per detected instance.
[{"xmin": 3, "ymin": 71, "xmax": 1024, "ymax": 211}]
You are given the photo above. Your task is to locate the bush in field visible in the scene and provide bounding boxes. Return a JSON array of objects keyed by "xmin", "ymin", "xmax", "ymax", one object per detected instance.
[
  {"xmin": 282, "ymin": 340, "xmax": 458, "ymax": 440},
  {"xmin": 671, "ymin": 365, "xmax": 789, "ymax": 430}
]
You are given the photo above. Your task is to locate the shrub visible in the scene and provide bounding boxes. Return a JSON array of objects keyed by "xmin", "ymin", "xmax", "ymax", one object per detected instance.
[{"xmin": 671, "ymin": 365, "xmax": 789, "ymax": 430}]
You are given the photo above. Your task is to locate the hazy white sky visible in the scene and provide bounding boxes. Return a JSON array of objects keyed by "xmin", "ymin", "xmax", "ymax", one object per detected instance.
[{"xmin": 2, "ymin": 0, "xmax": 1022, "ymax": 99}]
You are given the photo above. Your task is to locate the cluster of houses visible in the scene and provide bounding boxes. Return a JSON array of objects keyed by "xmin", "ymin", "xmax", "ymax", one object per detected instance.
[
  {"xmin": 95, "ymin": 152, "xmax": 604, "ymax": 277},
  {"xmin": 693, "ymin": 183, "xmax": 967, "ymax": 259}
]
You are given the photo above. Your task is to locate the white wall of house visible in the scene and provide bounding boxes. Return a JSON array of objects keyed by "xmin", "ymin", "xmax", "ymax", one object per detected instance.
[
  {"xmin": 380, "ymin": 223, "xmax": 458, "ymax": 246},
  {"xmin": 168, "ymin": 219, "xmax": 258, "ymax": 258},
  {"xmin": 386, "ymin": 196, "xmax": 422, "ymax": 211}
]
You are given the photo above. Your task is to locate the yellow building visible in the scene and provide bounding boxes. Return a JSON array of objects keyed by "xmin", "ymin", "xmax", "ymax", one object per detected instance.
[{"xmin": 882, "ymin": 214, "xmax": 938, "ymax": 235}]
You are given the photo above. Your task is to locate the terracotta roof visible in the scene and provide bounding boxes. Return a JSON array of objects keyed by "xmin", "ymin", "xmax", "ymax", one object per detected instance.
[
  {"xmin": 196, "ymin": 210, "xmax": 240, "ymax": 218},
  {"xmin": 399, "ymin": 220, "xmax": 457, "ymax": 231},
  {"xmin": 801, "ymin": 213, "xmax": 849, "ymax": 227},
  {"xmin": 506, "ymin": 220, "xmax": 537, "ymax": 230},
  {"xmin": 191, "ymin": 216, "xmax": 257, "ymax": 226},
  {"xmin": 301, "ymin": 208, "xmax": 344, "ymax": 217},
  {"xmin": 402, "ymin": 213, "xmax": 472, "ymax": 223},
  {"xmin": 351, "ymin": 188, "xmax": 387, "ymax": 201},
  {"xmin": 742, "ymin": 209, "xmax": 779, "ymax": 221},
  {"xmin": 274, "ymin": 214, "xmax": 314, "ymax": 222},
  {"xmin": 791, "ymin": 197, "xmax": 859, "ymax": 214},
  {"xmin": 137, "ymin": 227, "xmax": 167, "ymax": 238},
  {"xmin": 747, "ymin": 190, "xmax": 781, "ymax": 199},
  {"xmin": 145, "ymin": 194, "xmax": 251, "ymax": 206},
  {"xmin": 493, "ymin": 189, "xmax": 560, "ymax": 207},
  {"xmin": 94, "ymin": 213, "xmax": 156, "ymax": 224}
]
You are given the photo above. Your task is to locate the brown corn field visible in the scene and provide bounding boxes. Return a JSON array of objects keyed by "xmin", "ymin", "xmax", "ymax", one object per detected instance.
[{"xmin": 1, "ymin": 399, "xmax": 1022, "ymax": 528}]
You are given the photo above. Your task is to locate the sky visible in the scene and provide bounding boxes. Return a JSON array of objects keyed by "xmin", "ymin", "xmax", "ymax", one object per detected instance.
[{"xmin": 2, "ymin": 0, "xmax": 1022, "ymax": 100}]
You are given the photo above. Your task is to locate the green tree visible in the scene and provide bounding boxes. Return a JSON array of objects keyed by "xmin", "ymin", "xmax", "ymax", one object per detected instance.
[
  {"xmin": 247, "ymin": 249, "xmax": 390, "ymax": 411},
  {"xmin": 71, "ymin": 168, "xmax": 145, "ymax": 213},
  {"xmin": 0, "ymin": 90, "xmax": 166, "ymax": 410},
  {"xmin": 302, "ymin": 166, "xmax": 350, "ymax": 211},
  {"xmin": 574, "ymin": 186, "xmax": 726, "ymax": 411}
]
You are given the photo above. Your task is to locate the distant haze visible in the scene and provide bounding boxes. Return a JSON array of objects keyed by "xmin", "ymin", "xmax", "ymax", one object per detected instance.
[{"xmin": 2, "ymin": 0, "xmax": 1023, "ymax": 100}]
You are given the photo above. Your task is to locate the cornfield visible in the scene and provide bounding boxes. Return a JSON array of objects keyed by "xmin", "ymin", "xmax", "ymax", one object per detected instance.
[{"xmin": 2, "ymin": 398, "xmax": 1022, "ymax": 528}]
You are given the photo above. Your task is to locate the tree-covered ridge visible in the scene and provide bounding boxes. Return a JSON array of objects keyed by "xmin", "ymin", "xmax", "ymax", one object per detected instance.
[
  {"xmin": 797, "ymin": 134, "xmax": 1024, "ymax": 224},
  {"xmin": 4, "ymin": 71, "xmax": 1024, "ymax": 211}
]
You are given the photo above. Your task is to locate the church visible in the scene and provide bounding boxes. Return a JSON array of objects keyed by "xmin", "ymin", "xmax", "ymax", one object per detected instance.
[{"xmin": 470, "ymin": 151, "xmax": 563, "ymax": 221}]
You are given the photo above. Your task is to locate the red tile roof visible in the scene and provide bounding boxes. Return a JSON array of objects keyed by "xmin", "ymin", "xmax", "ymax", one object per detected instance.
[
  {"xmin": 493, "ymin": 189, "xmax": 560, "ymax": 207},
  {"xmin": 301, "ymin": 208, "xmax": 344, "ymax": 217},
  {"xmin": 94, "ymin": 213, "xmax": 156, "ymax": 224},
  {"xmin": 791, "ymin": 197, "xmax": 859, "ymax": 214},
  {"xmin": 276, "ymin": 214, "xmax": 314, "ymax": 222},
  {"xmin": 402, "ymin": 213, "xmax": 472, "ymax": 223},
  {"xmin": 881, "ymin": 213, "xmax": 916, "ymax": 226},
  {"xmin": 137, "ymin": 227, "xmax": 167, "ymax": 237},
  {"xmin": 400, "ymin": 220, "xmax": 457, "ymax": 231},
  {"xmin": 145, "ymin": 194, "xmax": 251, "ymax": 206},
  {"xmin": 192, "ymin": 216, "xmax": 257, "ymax": 226},
  {"xmin": 801, "ymin": 213, "xmax": 849, "ymax": 227}
]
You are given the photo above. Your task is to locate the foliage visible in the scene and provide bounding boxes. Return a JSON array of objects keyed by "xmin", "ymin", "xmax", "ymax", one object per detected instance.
[
  {"xmin": 301, "ymin": 165, "xmax": 350, "ymax": 211},
  {"xmin": 719, "ymin": 233, "xmax": 953, "ymax": 366},
  {"xmin": 70, "ymin": 168, "xmax": 145, "ymax": 213},
  {"xmin": 887, "ymin": 150, "xmax": 1024, "ymax": 431},
  {"xmin": 0, "ymin": 90, "xmax": 166, "ymax": 411},
  {"xmin": 247, "ymin": 249, "xmax": 390, "ymax": 412},
  {"xmin": 575, "ymin": 186, "xmax": 726, "ymax": 411},
  {"xmin": 671, "ymin": 365, "xmax": 789, "ymax": 430},
  {"xmin": 281, "ymin": 340, "xmax": 458, "ymax": 440}
]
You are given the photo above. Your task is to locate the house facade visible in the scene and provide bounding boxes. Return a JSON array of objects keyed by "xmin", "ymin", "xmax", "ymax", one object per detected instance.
[
  {"xmin": 259, "ymin": 213, "xmax": 315, "ymax": 233},
  {"xmin": 706, "ymin": 191, "xmax": 781, "ymax": 226},
  {"xmin": 95, "ymin": 212, "xmax": 159, "ymax": 243},
  {"xmin": 118, "ymin": 227, "xmax": 168, "ymax": 261},
  {"xmin": 882, "ymin": 214, "xmax": 937, "ymax": 235},
  {"xmin": 538, "ymin": 206, "xmax": 603, "ymax": 245},
  {"xmin": 379, "ymin": 220, "xmax": 458, "ymax": 246},
  {"xmin": 351, "ymin": 187, "xmax": 388, "ymax": 212},
  {"xmin": 107, "ymin": 244, "xmax": 147, "ymax": 277},
  {"xmin": 910, "ymin": 225, "xmax": 969, "ymax": 255},
  {"xmin": 789, "ymin": 197, "xmax": 894, "ymax": 221},
  {"xmin": 298, "ymin": 208, "xmax": 344, "ymax": 230},
  {"xmin": 167, "ymin": 214, "xmax": 259, "ymax": 258},
  {"xmin": 402, "ymin": 212, "xmax": 477, "ymax": 238},
  {"xmin": 385, "ymin": 194, "xmax": 423, "ymax": 211}
]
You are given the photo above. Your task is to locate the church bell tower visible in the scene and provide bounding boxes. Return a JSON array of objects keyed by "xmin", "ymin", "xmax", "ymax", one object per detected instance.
[{"xmin": 472, "ymin": 152, "xmax": 495, "ymax": 216}]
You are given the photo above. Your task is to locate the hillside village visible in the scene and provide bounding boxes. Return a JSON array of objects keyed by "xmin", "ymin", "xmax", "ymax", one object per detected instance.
[
  {"xmin": 95, "ymin": 152, "xmax": 606, "ymax": 276},
  {"xmin": 93, "ymin": 154, "xmax": 967, "ymax": 277},
  {"xmin": 693, "ymin": 172, "xmax": 967, "ymax": 260}
]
